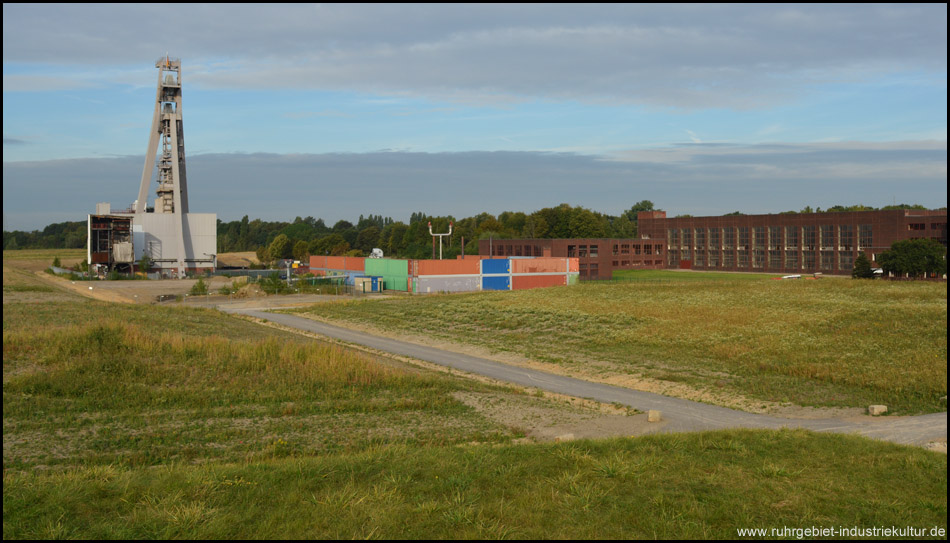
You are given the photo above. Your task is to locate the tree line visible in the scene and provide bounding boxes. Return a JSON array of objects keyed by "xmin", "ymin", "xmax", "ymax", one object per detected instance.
[{"xmin": 4, "ymin": 202, "xmax": 940, "ymax": 263}]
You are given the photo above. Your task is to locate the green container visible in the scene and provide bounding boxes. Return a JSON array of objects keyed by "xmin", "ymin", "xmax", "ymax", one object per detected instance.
[{"xmin": 365, "ymin": 259, "xmax": 410, "ymax": 291}]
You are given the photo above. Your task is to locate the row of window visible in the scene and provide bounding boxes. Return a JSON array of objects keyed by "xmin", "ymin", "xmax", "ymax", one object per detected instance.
[
  {"xmin": 668, "ymin": 249, "xmax": 858, "ymax": 271},
  {"xmin": 667, "ymin": 225, "xmax": 874, "ymax": 251}
]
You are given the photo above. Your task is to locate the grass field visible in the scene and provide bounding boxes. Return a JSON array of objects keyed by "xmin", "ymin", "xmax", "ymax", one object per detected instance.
[
  {"xmin": 3, "ymin": 300, "xmax": 521, "ymax": 472},
  {"xmin": 294, "ymin": 271, "xmax": 947, "ymax": 414},
  {"xmin": 3, "ymin": 265, "xmax": 946, "ymax": 538},
  {"xmin": 4, "ymin": 430, "xmax": 945, "ymax": 539}
]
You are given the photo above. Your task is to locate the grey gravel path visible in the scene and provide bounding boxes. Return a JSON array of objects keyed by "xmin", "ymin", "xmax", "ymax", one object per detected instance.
[{"xmin": 227, "ymin": 307, "xmax": 946, "ymax": 449}]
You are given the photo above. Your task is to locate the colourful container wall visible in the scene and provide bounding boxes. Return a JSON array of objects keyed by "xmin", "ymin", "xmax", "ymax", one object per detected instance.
[
  {"xmin": 511, "ymin": 257, "xmax": 568, "ymax": 274},
  {"xmin": 415, "ymin": 259, "xmax": 480, "ymax": 276},
  {"xmin": 482, "ymin": 276, "xmax": 511, "ymax": 291},
  {"xmin": 417, "ymin": 276, "xmax": 481, "ymax": 293},
  {"xmin": 481, "ymin": 259, "xmax": 510, "ymax": 274},
  {"xmin": 568, "ymin": 258, "xmax": 579, "ymax": 273},
  {"xmin": 512, "ymin": 274, "xmax": 567, "ymax": 290}
]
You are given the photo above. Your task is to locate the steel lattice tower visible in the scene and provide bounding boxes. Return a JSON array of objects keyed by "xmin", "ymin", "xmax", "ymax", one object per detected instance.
[{"xmin": 135, "ymin": 56, "xmax": 188, "ymax": 275}]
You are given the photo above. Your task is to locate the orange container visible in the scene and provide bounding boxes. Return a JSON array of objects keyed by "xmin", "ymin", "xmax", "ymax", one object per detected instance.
[
  {"xmin": 309, "ymin": 255, "xmax": 326, "ymax": 269},
  {"xmin": 415, "ymin": 259, "xmax": 480, "ymax": 276},
  {"xmin": 512, "ymin": 274, "xmax": 566, "ymax": 290},
  {"xmin": 511, "ymin": 258, "xmax": 568, "ymax": 274},
  {"xmin": 325, "ymin": 256, "xmax": 365, "ymax": 272},
  {"xmin": 568, "ymin": 258, "xmax": 579, "ymax": 273}
]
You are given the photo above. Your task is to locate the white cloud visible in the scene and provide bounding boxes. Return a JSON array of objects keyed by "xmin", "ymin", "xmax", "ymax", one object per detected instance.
[{"xmin": 3, "ymin": 4, "xmax": 945, "ymax": 108}]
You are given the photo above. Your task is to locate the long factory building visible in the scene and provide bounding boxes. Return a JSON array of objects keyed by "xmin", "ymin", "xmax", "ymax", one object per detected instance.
[{"xmin": 479, "ymin": 208, "xmax": 947, "ymax": 280}]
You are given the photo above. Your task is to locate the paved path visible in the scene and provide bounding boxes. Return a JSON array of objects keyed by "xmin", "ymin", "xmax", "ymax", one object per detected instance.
[{"xmin": 227, "ymin": 307, "xmax": 947, "ymax": 449}]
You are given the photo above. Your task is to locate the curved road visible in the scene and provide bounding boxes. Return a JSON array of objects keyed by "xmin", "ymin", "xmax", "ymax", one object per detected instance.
[{"xmin": 227, "ymin": 307, "xmax": 946, "ymax": 449}]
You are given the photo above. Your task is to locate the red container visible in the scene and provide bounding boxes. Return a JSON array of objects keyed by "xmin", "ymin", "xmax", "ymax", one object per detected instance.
[
  {"xmin": 512, "ymin": 274, "xmax": 567, "ymax": 290},
  {"xmin": 415, "ymin": 259, "xmax": 480, "ymax": 276},
  {"xmin": 511, "ymin": 258, "xmax": 568, "ymax": 274}
]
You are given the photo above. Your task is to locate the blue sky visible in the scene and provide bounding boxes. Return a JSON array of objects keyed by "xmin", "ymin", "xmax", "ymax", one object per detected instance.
[{"xmin": 3, "ymin": 4, "xmax": 947, "ymax": 230}]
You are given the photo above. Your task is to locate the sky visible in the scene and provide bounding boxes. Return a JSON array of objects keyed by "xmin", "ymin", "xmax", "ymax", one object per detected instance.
[{"xmin": 3, "ymin": 3, "xmax": 947, "ymax": 231}]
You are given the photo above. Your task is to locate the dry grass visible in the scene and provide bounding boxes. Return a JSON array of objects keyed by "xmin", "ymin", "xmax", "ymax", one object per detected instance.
[{"xmin": 296, "ymin": 276, "xmax": 947, "ymax": 413}]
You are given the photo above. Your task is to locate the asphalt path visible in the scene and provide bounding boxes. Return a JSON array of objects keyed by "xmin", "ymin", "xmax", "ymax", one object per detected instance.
[{"xmin": 226, "ymin": 306, "xmax": 947, "ymax": 449}]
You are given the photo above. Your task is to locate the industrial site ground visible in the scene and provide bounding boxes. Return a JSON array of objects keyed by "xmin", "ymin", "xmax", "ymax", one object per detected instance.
[{"xmin": 3, "ymin": 249, "xmax": 946, "ymax": 538}]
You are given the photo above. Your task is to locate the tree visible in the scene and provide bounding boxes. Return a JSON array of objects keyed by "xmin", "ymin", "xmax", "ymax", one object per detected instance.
[
  {"xmin": 138, "ymin": 253, "xmax": 152, "ymax": 274},
  {"xmin": 268, "ymin": 234, "xmax": 293, "ymax": 262},
  {"xmin": 852, "ymin": 252, "xmax": 874, "ymax": 279},
  {"xmin": 877, "ymin": 239, "xmax": 947, "ymax": 278},
  {"xmin": 190, "ymin": 277, "xmax": 208, "ymax": 295},
  {"xmin": 292, "ymin": 240, "xmax": 309, "ymax": 262}
]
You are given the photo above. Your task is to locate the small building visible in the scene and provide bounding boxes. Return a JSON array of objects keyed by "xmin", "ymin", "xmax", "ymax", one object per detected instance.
[{"xmin": 88, "ymin": 213, "xmax": 133, "ymax": 276}]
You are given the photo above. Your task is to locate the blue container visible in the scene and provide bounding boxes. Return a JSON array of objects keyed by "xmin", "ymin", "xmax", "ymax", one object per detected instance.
[
  {"xmin": 482, "ymin": 276, "xmax": 511, "ymax": 291},
  {"xmin": 481, "ymin": 259, "xmax": 510, "ymax": 275}
]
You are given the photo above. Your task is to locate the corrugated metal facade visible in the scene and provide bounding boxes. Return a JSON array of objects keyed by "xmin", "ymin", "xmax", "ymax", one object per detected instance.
[{"xmin": 307, "ymin": 256, "xmax": 580, "ymax": 293}]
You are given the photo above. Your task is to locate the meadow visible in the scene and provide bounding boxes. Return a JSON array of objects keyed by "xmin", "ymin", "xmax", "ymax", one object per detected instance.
[
  {"xmin": 3, "ymin": 266, "xmax": 946, "ymax": 538},
  {"xmin": 295, "ymin": 271, "xmax": 947, "ymax": 414}
]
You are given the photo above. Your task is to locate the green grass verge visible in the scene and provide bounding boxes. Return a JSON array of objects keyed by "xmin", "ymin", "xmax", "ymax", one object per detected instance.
[
  {"xmin": 293, "ymin": 276, "xmax": 947, "ymax": 413},
  {"xmin": 3, "ymin": 430, "xmax": 945, "ymax": 539},
  {"xmin": 3, "ymin": 300, "xmax": 517, "ymax": 471}
]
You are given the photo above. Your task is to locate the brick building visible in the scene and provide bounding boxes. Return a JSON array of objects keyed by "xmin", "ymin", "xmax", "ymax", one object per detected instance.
[
  {"xmin": 478, "ymin": 209, "xmax": 946, "ymax": 279},
  {"xmin": 639, "ymin": 209, "xmax": 946, "ymax": 275}
]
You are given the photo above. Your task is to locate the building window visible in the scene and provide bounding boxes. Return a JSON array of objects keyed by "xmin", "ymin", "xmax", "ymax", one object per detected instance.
[
  {"xmin": 709, "ymin": 228, "xmax": 721, "ymax": 249},
  {"xmin": 612, "ymin": 244, "xmax": 619, "ymax": 256},
  {"xmin": 839, "ymin": 225, "xmax": 854, "ymax": 251},
  {"xmin": 589, "ymin": 245, "xmax": 599, "ymax": 258},
  {"xmin": 785, "ymin": 226, "xmax": 800, "ymax": 250},
  {"xmin": 858, "ymin": 224, "xmax": 872, "ymax": 249},
  {"xmin": 839, "ymin": 252, "xmax": 854, "ymax": 271},
  {"xmin": 708, "ymin": 251, "xmax": 720, "ymax": 268},
  {"xmin": 738, "ymin": 249, "xmax": 749, "ymax": 268},
  {"xmin": 695, "ymin": 249, "xmax": 705, "ymax": 267},
  {"xmin": 769, "ymin": 226, "xmax": 782, "ymax": 250},
  {"xmin": 738, "ymin": 227, "xmax": 750, "ymax": 250},
  {"xmin": 786, "ymin": 250, "xmax": 799, "ymax": 270},
  {"xmin": 682, "ymin": 229, "xmax": 692, "ymax": 248},
  {"xmin": 753, "ymin": 227, "xmax": 767, "ymax": 249},
  {"xmin": 803, "ymin": 250, "xmax": 816, "ymax": 270},
  {"xmin": 723, "ymin": 251, "xmax": 735, "ymax": 267},
  {"xmin": 724, "ymin": 228, "xmax": 736, "ymax": 250},
  {"xmin": 634, "ymin": 244, "xmax": 641, "ymax": 255},
  {"xmin": 803, "ymin": 226, "xmax": 817, "ymax": 250},
  {"xmin": 696, "ymin": 228, "xmax": 706, "ymax": 248},
  {"xmin": 567, "ymin": 245, "xmax": 577, "ymax": 258},
  {"xmin": 579, "ymin": 245, "xmax": 588, "ymax": 258},
  {"xmin": 908, "ymin": 223, "xmax": 925, "ymax": 231},
  {"xmin": 820, "ymin": 251, "xmax": 834, "ymax": 271},
  {"xmin": 752, "ymin": 249, "xmax": 765, "ymax": 268},
  {"xmin": 621, "ymin": 244, "xmax": 630, "ymax": 255},
  {"xmin": 769, "ymin": 250, "xmax": 782, "ymax": 269},
  {"xmin": 668, "ymin": 229, "xmax": 679, "ymax": 246},
  {"xmin": 820, "ymin": 225, "xmax": 834, "ymax": 250}
]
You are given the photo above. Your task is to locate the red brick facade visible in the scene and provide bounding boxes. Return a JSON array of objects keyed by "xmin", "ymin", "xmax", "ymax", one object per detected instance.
[
  {"xmin": 638, "ymin": 209, "xmax": 947, "ymax": 275},
  {"xmin": 478, "ymin": 209, "xmax": 947, "ymax": 279}
]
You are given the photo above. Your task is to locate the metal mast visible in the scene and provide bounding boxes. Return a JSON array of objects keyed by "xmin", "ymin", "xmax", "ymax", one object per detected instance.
[{"xmin": 135, "ymin": 55, "xmax": 189, "ymax": 276}]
